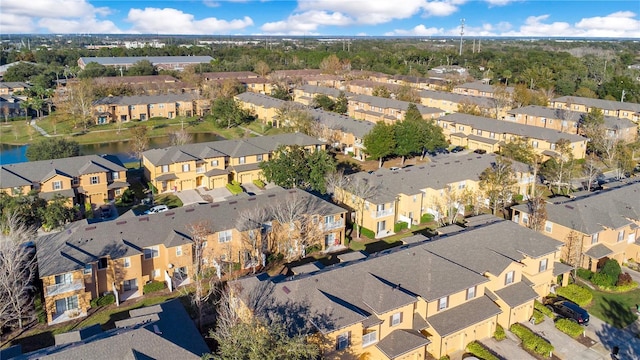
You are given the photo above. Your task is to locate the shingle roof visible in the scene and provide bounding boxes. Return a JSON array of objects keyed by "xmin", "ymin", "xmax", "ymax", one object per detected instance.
[
  {"xmin": 79, "ymin": 56, "xmax": 214, "ymax": 67},
  {"xmin": 350, "ymin": 94, "xmax": 444, "ymax": 115},
  {"xmin": 309, "ymin": 108, "xmax": 375, "ymax": 138},
  {"xmin": 553, "ymin": 96, "xmax": 640, "ymax": 113},
  {"xmin": 235, "ymin": 91, "xmax": 287, "ymax": 109},
  {"xmin": 36, "ymin": 188, "xmax": 344, "ymax": 277},
  {"xmin": 507, "ymin": 105, "xmax": 636, "ymax": 131},
  {"xmin": 0, "ymin": 155, "xmax": 126, "ymax": 189},
  {"xmin": 553, "ymin": 262, "xmax": 574, "ymax": 277},
  {"xmin": 420, "ymin": 89, "xmax": 496, "ymax": 107},
  {"xmin": 427, "ymin": 296, "xmax": 502, "ymax": 337},
  {"xmin": 584, "ymin": 244, "xmax": 614, "ymax": 259},
  {"xmin": 376, "ymin": 329, "xmax": 431, "ymax": 359},
  {"xmin": 512, "ymin": 182, "xmax": 640, "ymax": 235},
  {"xmin": 440, "ymin": 113, "xmax": 586, "ymax": 144},
  {"xmin": 297, "ymin": 84, "xmax": 344, "ymax": 98},
  {"xmin": 92, "ymin": 93, "xmax": 198, "ymax": 106},
  {"xmin": 454, "ymin": 81, "xmax": 514, "ymax": 94},
  {"xmin": 494, "ymin": 282, "xmax": 539, "ymax": 307}
]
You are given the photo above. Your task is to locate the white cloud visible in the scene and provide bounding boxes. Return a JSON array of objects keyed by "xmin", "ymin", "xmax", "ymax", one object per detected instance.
[
  {"xmin": 126, "ymin": 8, "xmax": 253, "ymax": 34},
  {"xmin": 575, "ymin": 11, "xmax": 640, "ymax": 35},
  {"xmin": 38, "ymin": 17, "xmax": 122, "ymax": 34},
  {"xmin": 495, "ymin": 12, "xmax": 640, "ymax": 38},
  {"xmin": 0, "ymin": 13, "xmax": 36, "ymax": 33},
  {"xmin": 2, "ymin": 0, "xmax": 105, "ymax": 19},
  {"xmin": 385, "ymin": 24, "xmax": 444, "ymax": 36},
  {"xmin": 203, "ymin": 0, "xmax": 220, "ymax": 8},
  {"xmin": 421, "ymin": 2, "xmax": 459, "ymax": 17},
  {"xmin": 484, "ymin": 0, "xmax": 518, "ymax": 6},
  {"xmin": 261, "ymin": 10, "xmax": 351, "ymax": 34}
]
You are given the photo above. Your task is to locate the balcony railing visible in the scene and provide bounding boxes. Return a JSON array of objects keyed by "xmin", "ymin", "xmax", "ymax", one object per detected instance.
[
  {"xmin": 46, "ymin": 279, "xmax": 84, "ymax": 296},
  {"xmin": 323, "ymin": 219, "xmax": 344, "ymax": 231},
  {"xmin": 371, "ymin": 208, "xmax": 394, "ymax": 218}
]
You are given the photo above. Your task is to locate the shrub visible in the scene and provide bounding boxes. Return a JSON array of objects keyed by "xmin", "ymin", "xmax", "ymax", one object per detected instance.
[
  {"xmin": 354, "ymin": 224, "xmax": 375, "ymax": 239},
  {"xmin": 466, "ymin": 341, "xmax": 499, "ymax": 360},
  {"xmin": 253, "ymin": 179, "xmax": 266, "ymax": 189},
  {"xmin": 493, "ymin": 324, "xmax": 506, "ymax": 341},
  {"xmin": 597, "ymin": 281, "xmax": 639, "ymax": 293},
  {"xmin": 510, "ymin": 323, "xmax": 554, "ymax": 357},
  {"xmin": 555, "ymin": 284, "xmax": 593, "ymax": 307},
  {"xmin": 438, "ymin": 356, "xmax": 450, "ymax": 360},
  {"xmin": 591, "ymin": 272, "xmax": 615, "ymax": 287},
  {"xmin": 617, "ymin": 272, "xmax": 633, "ymax": 286},
  {"xmin": 143, "ymin": 281, "xmax": 166, "ymax": 294},
  {"xmin": 535, "ymin": 300, "xmax": 554, "ymax": 318},
  {"xmin": 226, "ymin": 181, "xmax": 243, "ymax": 195},
  {"xmin": 119, "ymin": 189, "xmax": 135, "ymax": 205},
  {"xmin": 394, "ymin": 222, "xmax": 409, "ymax": 233},
  {"xmin": 420, "ymin": 213, "xmax": 435, "ymax": 223},
  {"xmin": 90, "ymin": 293, "xmax": 116, "ymax": 307},
  {"xmin": 555, "ymin": 318, "xmax": 584, "ymax": 338},
  {"xmin": 600, "ymin": 259, "xmax": 622, "ymax": 282},
  {"xmin": 148, "ymin": 182, "xmax": 158, "ymax": 195},
  {"xmin": 576, "ymin": 268, "xmax": 593, "ymax": 280},
  {"xmin": 513, "ymin": 194, "xmax": 524, "ymax": 203},
  {"xmin": 532, "ymin": 309, "xmax": 545, "ymax": 324}
]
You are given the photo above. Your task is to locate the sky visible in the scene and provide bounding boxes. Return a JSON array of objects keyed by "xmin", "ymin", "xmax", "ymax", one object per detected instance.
[{"xmin": 1, "ymin": 0, "xmax": 639, "ymax": 38}]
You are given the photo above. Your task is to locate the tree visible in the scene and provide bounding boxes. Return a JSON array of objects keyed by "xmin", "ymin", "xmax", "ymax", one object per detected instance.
[
  {"xmin": 334, "ymin": 91, "xmax": 348, "ymax": 114},
  {"xmin": 2, "ymin": 62, "xmax": 41, "ymax": 82},
  {"xmin": 563, "ymin": 230, "xmax": 583, "ymax": 273},
  {"xmin": 324, "ymin": 169, "xmax": 349, "ymax": 203},
  {"xmin": 270, "ymin": 83, "xmax": 292, "ymax": 101},
  {"xmin": 500, "ymin": 139, "xmax": 541, "ymax": 197},
  {"xmin": 395, "ymin": 84, "xmax": 420, "ymax": 103},
  {"xmin": 372, "ymin": 85, "xmax": 391, "ymax": 98},
  {"xmin": 56, "ymin": 78, "xmax": 95, "ymax": 130},
  {"xmin": 129, "ymin": 125, "xmax": 149, "ymax": 167},
  {"xmin": 526, "ymin": 195, "xmax": 547, "ymax": 232},
  {"xmin": 236, "ymin": 207, "xmax": 271, "ymax": 273},
  {"xmin": 541, "ymin": 139, "xmax": 575, "ymax": 194},
  {"xmin": 169, "ymin": 129, "xmax": 193, "ymax": 146},
  {"xmin": 319, "ymin": 54, "xmax": 342, "ymax": 75},
  {"xmin": 185, "ymin": 220, "xmax": 218, "ymax": 331},
  {"xmin": 502, "ymin": 69, "xmax": 512, "ymax": 86},
  {"xmin": 433, "ymin": 186, "xmax": 466, "ymax": 226},
  {"xmin": 274, "ymin": 103, "xmax": 314, "ymax": 134},
  {"xmin": 579, "ymin": 108, "xmax": 605, "ymax": 154},
  {"xmin": 492, "ymin": 83, "xmax": 512, "ymax": 119},
  {"xmin": 394, "ymin": 105, "xmax": 424, "ymax": 166},
  {"xmin": 363, "ymin": 122, "xmax": 396, "ymax": 168},
  {"xmin": 479, "ymin": 156, "xmax": 517, "ymax": 216},
  {"xmin": 210, "ymin": 97, "xmax": 251, "ymax": 128},
  {"xmin": 0, "ymin": 213, "xmax": 37, "ymax": 331},
  {"xmin": 127, "ymin": 60, "xmax": 156, "ymax": 76},
  {"xmin": 254, "ymin": 60, "xmax": 271, "ymax": 77},
  {"xmin": 457, "ymin": 99, "xmax": 482, "ymax": 116},
  {"xmin": 346, "ymin": 176, "xmax": 379, "ymax": 240},
  {"xmin": 312, "ymin": 94, "xmax": 335, "ymax": 112},
  {"xmin": 38, "ymin": 194, "xmax": 76, "ymax": 231},
  {"xmin": 25, "ymin": 138, "xmax": 80, "ymax": 161},
  {"xmin": 582, "ymin": 154, "xmax": 602, "ymax": 191},
  {"xmin": 259, "ymin": 145, "xmax": 336, "ymax": 193}
]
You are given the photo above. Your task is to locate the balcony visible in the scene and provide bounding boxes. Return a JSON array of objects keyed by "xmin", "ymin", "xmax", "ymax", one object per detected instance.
[
  {"xmin": 46, "ymin": 279, "xmax": 84, "ymax": 297},
  {"xmin": 371, "ymin": 208, "xmax": 394, "ymax": 218},
  {"xmin": 323, "ymin": 219, "xmax": 344, "ymax": 231}
]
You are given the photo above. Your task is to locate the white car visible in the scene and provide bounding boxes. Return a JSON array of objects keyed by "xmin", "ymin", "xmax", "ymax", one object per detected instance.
[{"xmin": 144, "ymin": 205, "xmax": 169, "ymax": 214}]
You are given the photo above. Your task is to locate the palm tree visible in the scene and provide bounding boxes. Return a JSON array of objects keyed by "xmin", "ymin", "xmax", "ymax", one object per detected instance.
[{"xmin": 19, "ymin": 100, "xmax": 31, "ymax": 123}]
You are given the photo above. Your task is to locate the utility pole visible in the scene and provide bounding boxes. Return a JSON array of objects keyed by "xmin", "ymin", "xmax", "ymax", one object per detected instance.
[
  {"xmin": 459, "ymin": 18, "xmax": 465, "ymax": 57},
  {"xmin": 621, "ymin": 89, "xmax": 626, "ymax": 102}
]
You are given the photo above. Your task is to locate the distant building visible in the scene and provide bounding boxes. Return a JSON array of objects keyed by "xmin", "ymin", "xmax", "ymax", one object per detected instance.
[{"xmin": 77, "ymin": 56, "xmax": 214, "ymax": 71}]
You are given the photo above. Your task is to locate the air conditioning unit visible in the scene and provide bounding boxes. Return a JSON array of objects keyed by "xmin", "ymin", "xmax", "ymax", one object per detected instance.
[{"xmin": 168, "ymin": 263, "xmax": 174, "ymax": 269}]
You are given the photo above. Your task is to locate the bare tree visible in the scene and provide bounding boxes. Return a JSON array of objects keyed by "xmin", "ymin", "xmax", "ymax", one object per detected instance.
[
  {"xmin": 563, "ymin": 230, "xmax": 583, "ymax": 274},
  {"xmin": 169, "ymin": 129, "xmax": 193, "ymax": 146},
  {"xmin": 254, "ymin": 60, "xmax": 271, "ymax": 77},
  {"xmin": 433, "ymin": 186, "xmax": 465, "ymax": 226},
  {"xmin": 527, "ymin": 194, "xmax": 547, "ymax": 232},
  {"xmin": 270, "ymin": 194, "xmax": 325, "ymax": 262},
  {"xmin": 345, "ymin": 176, "xmax": 379, "ymax": 239},
  {"xmin": 582, "ymin": 154, "xmax": 602, "ymax": 191},
  {"xmin": 129, "ymin": 125, "xmax": 149, "ymax": 168},
  {"xmin": 235, "ymin": 207, "xmax": 271, "ymax": 273},
  {"xmin": 492, "ymin": 83, "xmax": 512, "ymax": 119},
  {"xmin": 1, "ymin": 105, "xmax": 9, "ymax": 123},
  {"xmin": 324, "ymin": 169, "xmax": 349, "ymax": 204},
  {"xmin": 185, "ymin": 220, "xmax": 218, "ymax": 331},
  {"xmin": 479, "ymin": 156, "xmax": 517, "ymax": 216},
  {"xmin": 0, "ymin": 213, "xmax": 37, "ymax": 331}
]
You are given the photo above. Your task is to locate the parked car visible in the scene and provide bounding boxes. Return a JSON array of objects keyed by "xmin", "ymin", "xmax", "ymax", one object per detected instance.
[
  {"xmin": 99, "ymin": 205, "xmax": 112, "ymax": 219},
  {"xmin": 545, "ymin": 297, "xmax": 590, "ymax": 325},
  {"xmin": 144, "ymin": 205, "xmax": 169, "ymax": 215},
  {"xmin": 473, "ymin": 149, "xmax": 487, "ymax": 154},
  {"xmin": 451, "ymin": 146, "xmax": 465, "ymax": 153}
]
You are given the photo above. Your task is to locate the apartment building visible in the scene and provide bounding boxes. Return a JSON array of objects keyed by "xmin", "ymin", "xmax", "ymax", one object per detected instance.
[
  {"xmin": 335, "ymin": 154, "xmax": 532, "ymax": 238},
  {"xmin": 202, "ymin": 71, "xmax": 259, "ymax": 81},
  {"xmin": 453, "ymin": 81, "xmax": 514, "ymax": 99},
  {"xmin": 88, "ymin": 75, "xmax": 197, "ymax": 95},
  {"xmin": 550, "ymin": 96, "xmax": 640, "ymax": 123},
  {"xmin": 419, "ymin": 89, "xmax": 503, "ymax": 118},
  {"xmin": 308, "ymin": 108, "xmax": 375, "ymax": 160},
  {"xmin": 0, "ymin": 155, "xmax": 128, "ymax": 207},
  {"xmin": 512, "ymin": 182, "xmax": 640, "ymax": 272},
  {"xmin": 142, "ymin": 133, "xmax": 326, "ymax": 192},
  {"xmin": 77, "ymin": 56, "xmax": 214, "ymax": 71},
  {"xmin": 235, "ymin": 92, "xmax": 285, "ymax": 126},
  {"xmin": 36, "ymin": 188, "xmax": 346, "ymax": 324},
  {"xmin": 231, "ymin": 218, "xmax": 563, "ymax": 359},
  {"xmin": 346, "ymin": 80, "xmax": 403, "ymax": 97},
  {"xmin": 506, "ymin": 105, "xmax": 638, "ymax": 142},
  {"xmin": 348, "ymin": 94, "xmax": 445, "ymax": 124},
  {"xmin": 0, "ymin": 81, "xmax": 30, "ymax": 95},
  {"xmin": 92, "ymin": 93, "xmax": 207, "ymax": 123},
  {"xmin": 293, "ymin": 84, "xmax": 345, "ymax": 106},
  {"xmin": 437, "ymin": 113, "xmax": 588, "ymax": 159}
]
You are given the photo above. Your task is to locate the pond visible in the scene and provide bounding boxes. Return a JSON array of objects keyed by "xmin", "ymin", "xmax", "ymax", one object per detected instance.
[{"xmin": 0, "ymin": 133, "xmax": 225, "ymax": 165}]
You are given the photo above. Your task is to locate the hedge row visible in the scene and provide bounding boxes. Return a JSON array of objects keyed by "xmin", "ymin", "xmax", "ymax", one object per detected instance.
[
  {"xmin": 354, "ymin": 224, "xmax": 376, "ymax": 239},
  {"xmin": 420, "ymin": 213, "xmax": 435, "ymax": 223},
  {"xmin": 555, "ymin": 318, "xmax": 584, "ymax": 338},
  {"xmin": 143, "ymin": 280, "xmax": 166, "ymax": 294},
  {"xmin": 534, "ymin": 300, "xmax": 554, "ymax": 318},
  {"xmin": 510, "ymin": 323, "xmax": 554, "ymax": 357},
  {"xmin": 494, "ymin": 324, "xmax": 506, "ymax": 341},
  {"xmin": 90, "ymin": 293, "xmax": 116, "ymax": 307},
  {"xmin": 596, "ymin": 281, "xmax": 639, "ymax": 293},
  {"xmin": 531, "ymin": 309, "xmax": 545, "ymax": 324},
  {"xmin": 555, "ymin": 284, "xmax": 592, "ymax": 307},
  {"xmin": 576, "ymin": 268, "xmax": 593, "ymax": 280},
  {"xmin": 253, "ymin": 179, "xmax": 265, "ymax": 189},
  {"xmin": 394, "ymin": 222, "xmax": 409, "ymax": 233},
  {"xmin": 226, "ymin": 181, "xmax": 243, "ymax": 195},
  {"xmin": 466, "ymin": 341, "xmax": 499, "ymax": 360}
]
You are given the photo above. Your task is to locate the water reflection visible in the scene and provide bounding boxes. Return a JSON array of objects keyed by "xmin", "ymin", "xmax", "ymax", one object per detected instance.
[{"xmin": 0, "ymin": 133, "xmax": 225, "ymax": 165}]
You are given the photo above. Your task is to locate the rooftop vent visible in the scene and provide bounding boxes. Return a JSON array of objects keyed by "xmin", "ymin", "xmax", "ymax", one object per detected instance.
[
  {"xmin": 268, "ymin": 194, "xmax": 276, "ymax": 198},
  {"xmin": 210, "ymin": 204, "xmax": 219, "ymax": 208},
  {"xmin": 565, "ymin": 205, "xmax": 574, "ymax": 209},
  {"xmin": 116, "ymin": 221, "xmax": 127, "ymax": 225},
  {"xmin": 85, "ymin": 226, "xmax": 96, "ymax": 231},
  {"xmin": 248, "ymin": 198, "xmax": 256, "ymax": 201},
  {"xmin": 185, "ymin": 208, "xmax": 195, "ymax": 213},
  {"xmin": 282, "ymin": 286, "xmax": 291, "ymax": 295},
  {"xmin": 165, "ymin": 212, "xmax": 175, "ymax": 216},
  {"xmin": 229, "ymin": 201, "xmax": 237, "ymax": 205},
  {"xmin": 139, "ymin": 217, "xmax": 149, "ymax": 222}
]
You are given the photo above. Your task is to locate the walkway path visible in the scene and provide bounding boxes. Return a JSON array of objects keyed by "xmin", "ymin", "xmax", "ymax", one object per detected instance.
[
  {"xmin": 29, "ymin": 119, "xmax": 50, "ymax": 137},
  {"xmin": 238, "ymin": 126, "xmax": 262, "ymax": 137}
]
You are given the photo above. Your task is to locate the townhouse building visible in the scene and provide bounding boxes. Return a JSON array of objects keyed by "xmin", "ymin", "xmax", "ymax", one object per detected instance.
[
  {"xmin": 550, "ymin": 96, "xmax": 640, "ymax": 123},
  {"xmin": 437, "ymin": 113, "xmax": 588, "ymax": 159},
  {"xmin": 92, "ymin": 93, "xmax": 207, "ymax": 124},
  {"xmin": 243, "ymin": 77, "xmax": 274, "ymax": 95},
  {"xmin": 142, "ymin": 133, "xmax": 326, "ymax": 192},
  {"xmin": 512, "ymin": 182, "xmax": 640, "ymax": 272},
  {"xmin": 202, "ymin": 71, "xmax": 259, "ymax": 81},
  {"xmin": 335, "ymin": 153, "xmax": 533, "ymax": 238},
  {"xmin": 36, "ymin": 188, "xmax": 345, "ymax": 324},
  {"xmin": 506, "ymin": 105, "xmax": 637, "ymax": 142},
  {"xmin": 293, "ymin": 84, "xmax": 345, "ymax": 106},
  {"xmin": 419, "ymin": 89, "xmax": 504, "ymax": 118},
  {"xmin": 348, "ymin": 94, "xmax": 445, "ymax": 124},
  {"xmin": 453, "ymin": 81, "xmax": 514, "ymax": 99},
  {"xmin": 231, "ymin": 218, "xmax": 564, "ymax": 359},
  {"xmin": 0, "ymin": 155, "xmax": 128, "ymax": 207},
  {"xmin": 308, "ymin": 108, "xmax": 375, "ymax": 160},
  {"xmin": 346, "ymin": 80, "xmax": 403, "ymax": 97},
  {"xmin": 77, "ymin": 56, "xmax": 214, "ymax": 71},
  {"xmin": 235, "ymin": 92, "xmax": 285, "ymax": 126},
  {"xmin": 0, "ymin": 81, "xmax": 30, "ymax": 95},
  {"xmin": 88, "ymin": 75, "xmax": 197, "ymax": 96}
]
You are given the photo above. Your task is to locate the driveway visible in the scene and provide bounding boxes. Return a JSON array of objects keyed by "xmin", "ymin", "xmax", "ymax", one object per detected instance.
[
  {"xmin": 529, "ymin": 319, "xmax": 606, "ymax": 360},
  {"xmin": 198, "ymin": 187, "xmax": 232, "ymax": 202},
  {"xmin": 482, "ymin": 335, "xmax": 536, "ymax": 360},
  {"xmin": 584, "ymin": 313, "xmax": 640, "ymax": 359},
  {"xmin": 174, "ymin": 189, "xmax": 205, "ymax": 206}
]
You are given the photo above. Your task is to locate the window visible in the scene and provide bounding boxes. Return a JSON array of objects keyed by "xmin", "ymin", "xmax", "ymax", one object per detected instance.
[
  {"xmin": 52, "ymin": 180, "xmax": 62, "ymax": 190},
  {"xmin": 161, "ymin": 165, "xmax": 169, "ymax": 173},
  {"xmin": 90, "ymin": 176, "xmax": 99, "ymax": 185},
  {"xmin": 55, "ymin": 273, "xmax": 72, "ymax": 285},
  {"xmin": 591, "ymin": 233, "xmax": 599, "ymax": 245},
  {"xmin": 413, "ymin": 195, "xmax": 417, "ymax": 202},
  {"xmin": 72, "ymin": 177, "xmax": 79, "ymax": 185},
  {"xmin": 176, "ymin": 246, "xmax": 183, "ymax": 256},
  {"xmin": 56, "ymin": 295, "xmax": 79, "ymax": 314},
  {"xmin": 522, "ymin": 213, "xmax": 529, "ymax": 225},
  {"xmin": 98, "ymin": 257, "xmax": 108, "ymax": 270},
  {"xmin": 438, "ymin": 297, "xmax": 448, "ymax": 311},
  {"xmin": 182, "ymin": 164, "xmax": 190, "ymax": 172},
  {"xmin": 466, "ymin": 286, "xmax": 476, "ymax": 300},
  {"xmin": 123, "ymin": 279, "xmax": 138, "ymax": 291},
  {"xmin": 219, "ymin": 230, "xmax": 232, "ymax": 243},
  {"xmin": 476, "ymin": 129, "xmax": 482, "ymax": 136},
  {"xmin": 210, "ymin": 160, "xmax": 219, "ymax": 167},
  {"xmin": 83, "ymin": 264, "xmax": 92, "ymax": 275},
  {"xmin": 390, "ymin": 312, "xmax": 403, "ymax": 326},
  {"xmin": 150, "ymin": 104, "xmax": 155, "ymax": 109},
  {"xmin": 115, "ymin": 189, "xmax": 122, "ymax": 196},
  {"xmin": 336, "ymin": 331, "xmax": 350, "ymax": 350},
  {"xmin": 539, "ymin": 258, "xmax": 548, "ymax": 272},
  {"xmin": 505, "ymin": 270, "xmax": 515, "ymax": 285},
  {"xmin": 532, "ymin": 141, "xmax": 539, "ymax": 148},
  {"xmin": 239, "ymin": 156, "xmax": 246, "ymax": 164},
  {"xmin": 202, "ymin": 241, "xmax": 208, "ymax": 248},
  {"xmin": 123, "ymin": 257, "xmax": 131, "ymax": 268},
  {"xmin": 256, "ymin": 154, "xmax": 263, "ymax": 161},
  {"xmin": 458, "ymin": 181, "xmax": 466, "ymax": 190},
  {"xmin": 362, "ymin": 330, "xmax": 378, "ymax": 347},
  {"xmin": 544, "ymin": 221, "xmax": 553, "ymax": 233},
  {"xmin": 129, "ymin": 105, "xmax": 135, "ymax": 110},
  {"xmin": 629, "ymin": 233, "xmax": 636, "ymax": 244},
  {"xmin": 618, "ymin": 230, "xmax": 625, "ymax": 242},
  {"xmin": 159, "ymin": 103, "xmax": 165, "ymax": 108},
  {"xmin": 112, "ymin": 172, "xmax": 119, "ymax": 180},
  {"xmin": 152, "ymin": 269, "xmax": 160, "ymax": 278},
  {"xmin": 144, "ymin": 246, "xmax": 159, "ymax": 259}
]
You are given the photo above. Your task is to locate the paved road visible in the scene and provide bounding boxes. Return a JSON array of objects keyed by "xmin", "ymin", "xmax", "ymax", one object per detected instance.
[
  {"xmin": 584, "ymin": 314, "xmax": 640, "ymax": 359},
  {"xmin": 531, "ymin": 319, "xmax": 606, "ymax": 360}
]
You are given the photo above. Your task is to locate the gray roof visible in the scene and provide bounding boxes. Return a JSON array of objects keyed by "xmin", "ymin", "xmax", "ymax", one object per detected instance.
[
  {"xmin": 233, "ymin": 219, "xmax": 556, "ymax": 334},
  {"xmin": 0, "ymin": 81, "xmax": 31, "ymax": 89},
  {"xmin": 79, "ymin": 56, "xmax": 214, "ymax": 67},
  {"xmin": 420, "ymin": 89, "xmax": 496, "ymax": 107},
  {"xmin": 553, "ymin": 262, "xmax": 574, "ymax": 277},
  {"xmin": 351, "ymin": 94, "xmax": 444, "ymax": 115},
  {"xmin": 93, "ymin": 93, "xmax": 198, "ymax": 106},
  {"xmin": 440, "ymin": 113, "xmax": 586, "ymax": 144},
  {"xmin": 553, "ymin": 96, "xmax": 640, "ymax": 113},
  {"xmin": 0, "ymin": 155, "xmax": 126, "ymax": 189},
  {"xmin": 36, "ymin": 188, "xmax": 344, "ymax": 277},
  {"xmin": 494, "ymin": 282, "xmax": 539, "ymax": 307},
  {"xmin": 507, "ymin": 105, "xmax": 636, "ymax": 131},
  {"xmin": 309, "ymin": 108, "xmax": 375, "ymax": 138},
  {"xmin": 376, "ymin": 329, "xmax": 431, "ymax": 359},
  {"xmin": 584, "ymin": 244, "xmax": 614, "ymax": 259},
  {"xmin": 512, "ymin": 182, "xmax": 640, "ymax": 235},
  {"xmin": 235, "ymin": 91, "xmax": 287, "ymax": 109},
  {"xmin": 454, "ymin": 81, "xmax": 514, "ymax": 94},
  {"xmin": 297, "ymin": 84, "xmax": 344, "ymax": 98},
  {"xmin": 345, "ymin": 153, "xmax": 529, "ymax": 204},
  {"xmin": 427, "ymin": 296, "xmax": 501, "ymax": 337},
  {"xmin": 13, "ymin": 299, "xmax": 209, "ymax": 360}
]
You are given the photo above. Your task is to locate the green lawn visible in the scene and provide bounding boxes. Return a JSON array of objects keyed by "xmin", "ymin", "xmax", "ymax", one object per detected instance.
[
  {"xmin": 155, "ymin": 194, "xmax": 183, "ymax": 208},
  {"xmin": 586, "ymin": 287, "xmax": 640, "ymax": 328}
]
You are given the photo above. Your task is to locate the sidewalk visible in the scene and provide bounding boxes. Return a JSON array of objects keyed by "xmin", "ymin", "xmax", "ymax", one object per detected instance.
[{"xmin": 29, "ymin": 119, "xmax": 50, "ymax": 137}]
